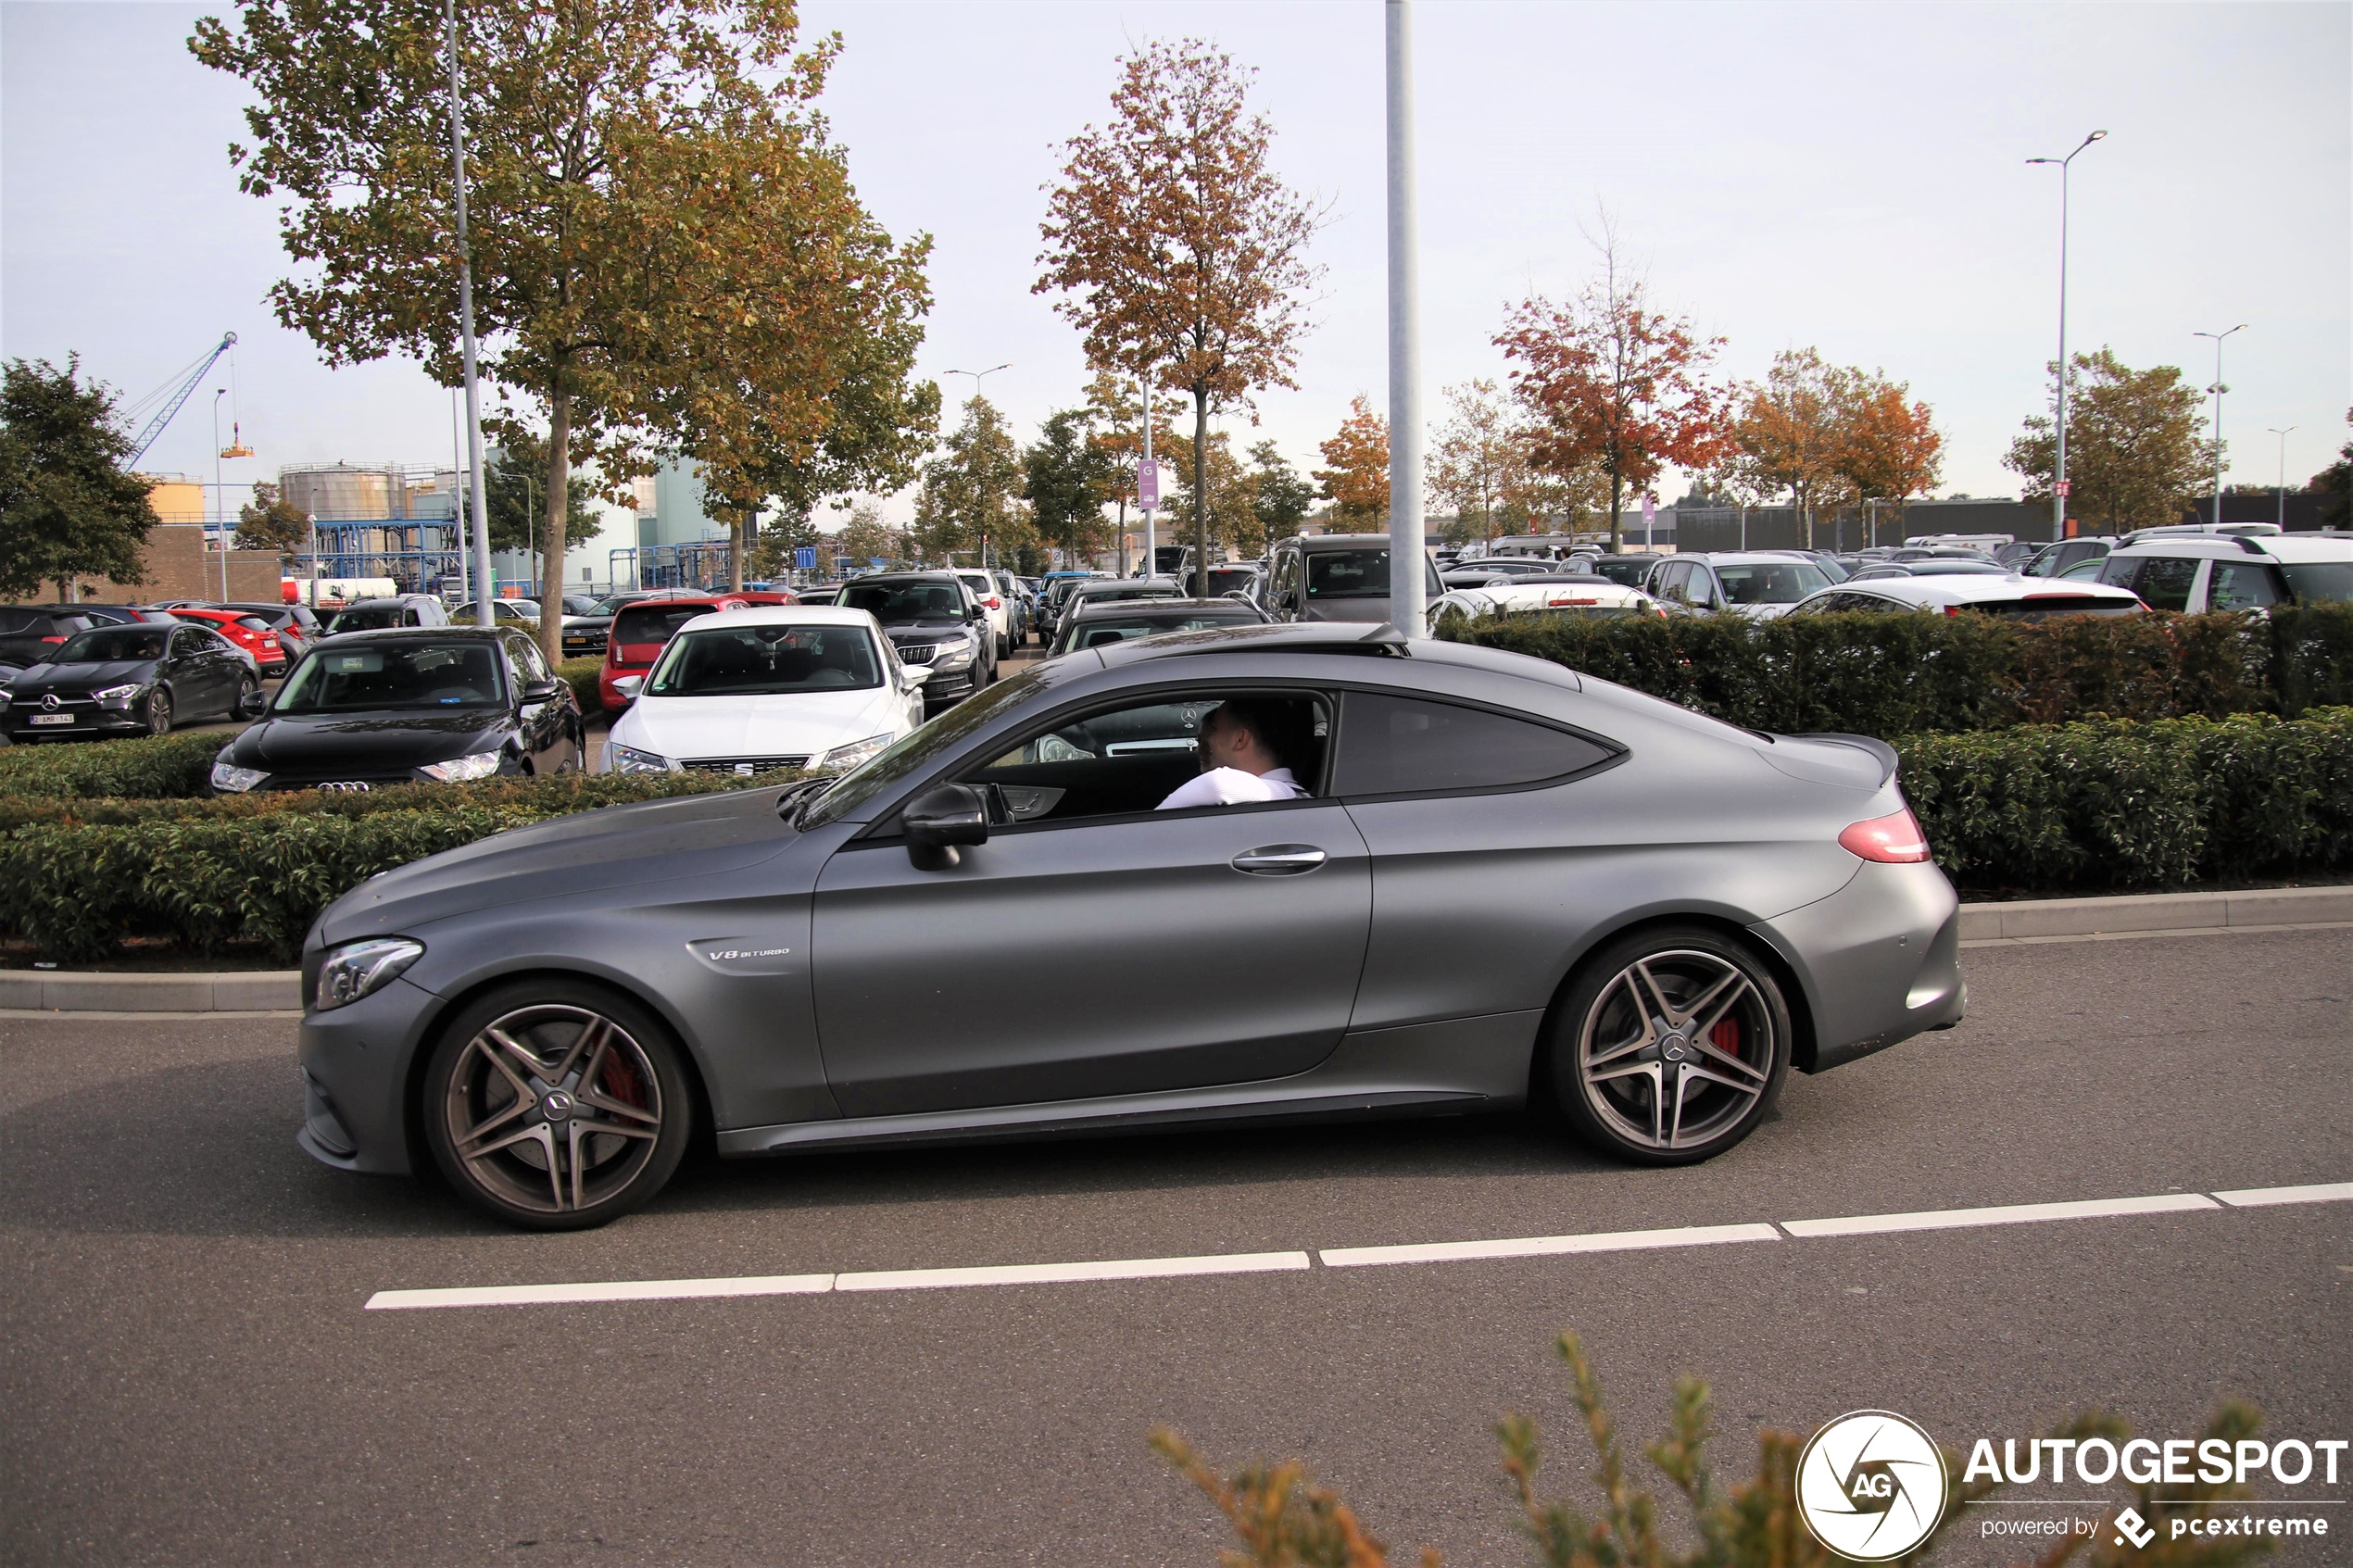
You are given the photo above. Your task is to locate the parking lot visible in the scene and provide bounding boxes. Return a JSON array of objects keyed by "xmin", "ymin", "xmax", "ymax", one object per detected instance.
[{"xmin": 4, "ymin": 925, "xmax": 2346, "ymax": 1566}]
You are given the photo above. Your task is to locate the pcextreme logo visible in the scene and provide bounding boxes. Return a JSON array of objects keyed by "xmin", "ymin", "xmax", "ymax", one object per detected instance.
[{"xmin": 1796, "ymin": 1411, "xmax": 1949, "ymax": 1562}]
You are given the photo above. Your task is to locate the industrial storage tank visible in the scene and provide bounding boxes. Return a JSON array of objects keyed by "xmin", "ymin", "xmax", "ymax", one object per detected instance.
[{"xmin": 280, "ymin": 463, "xmax": 408, "ymax": 521}]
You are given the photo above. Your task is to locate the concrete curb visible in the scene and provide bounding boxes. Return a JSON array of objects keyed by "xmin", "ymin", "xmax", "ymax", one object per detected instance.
[{"xmin": 4, "ymin": 885, "xmax": 2347, "ymax": 1015}]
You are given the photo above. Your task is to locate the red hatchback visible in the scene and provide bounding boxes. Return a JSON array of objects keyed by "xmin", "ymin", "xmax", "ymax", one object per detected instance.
[
  {"xmin": 169, "ymin": 607, "xmax": 287, "ymax": 676},
  {"xmin": 599, "ymin": 596, "xmax": 749, "ymax": 712}
]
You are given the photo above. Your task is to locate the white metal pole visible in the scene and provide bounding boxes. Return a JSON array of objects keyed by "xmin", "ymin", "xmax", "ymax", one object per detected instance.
[
  {"xmin": 1385, "ymin": 0, "xmax": 1426, "ymax": 636},
  {"xmin": 2030, "ymin": 132, "xmax": 2104, "ymax": 542},
  {"xmin": 212, "ymin": 391, "xmax": 230, "ymax": 600},
  {"xmin": 1139, "ymin": 372, "xmax": 1155, "ymax": 577},
  {"xmin": 2270, "ymin": 427, "xmax": 2296, "ymax": 528},
  {"xmin": 447, "ymin": 0, "xmax": 493, "ymax": 626},
  {"xmin": 2195, "ymin": 325, "xmax": 2245, "ymax": 527},
  {"xmin": 449, "ymin": 390, "xmax": 470, "ymax": 604}
]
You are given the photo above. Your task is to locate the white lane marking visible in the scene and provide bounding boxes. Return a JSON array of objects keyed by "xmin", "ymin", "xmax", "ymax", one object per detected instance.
[
  {"xmin": 2210, "ymin": 1181, "xmax": 2353, "ymax": 1208},
  {"xmin": 366, "ymin": 1273, "xmax": 834, "ymax": 1311},
  {"xmin": 1780, "ymin": 1192, "xmax": 2218, "ymax": 1238},
  {"xmin": 835, "ymin": 1250, "xmax": 1310, "ymax": 1292},
  {"xmin": 1319, "ymin": 1221, "xmax": 1778, "ymax": 1270}
]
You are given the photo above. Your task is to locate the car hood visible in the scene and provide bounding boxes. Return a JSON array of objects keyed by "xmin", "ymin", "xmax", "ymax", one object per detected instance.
[
  {"xmin": 881, "ymin": 620, "xmax": 974, "ymax": 640},
  {"xmin": 315, "ymin": 784, "xmax": 799, "ymax": 947},
  {"xmin": 613, "ymin": 689, "xmax": 890, "ymax": 761},
  {"xmin": 227, "ymin": 709, "xmax": 510, "ymax": 773},
  {"xmin": 6, "ymin": 659, "xmax": 158, "ymax": 696}
]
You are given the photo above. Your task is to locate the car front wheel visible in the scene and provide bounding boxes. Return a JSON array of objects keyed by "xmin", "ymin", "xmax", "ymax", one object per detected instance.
[
  {"xmin": 233, "ymin": 672, "xmax": 261, "ymax": 719},
  {"xmin": 422, "ymin": 981, "xmax": 693, "ymax": 1230},
  {"xmin": 145, "ymin": 688, "xmax": 173, "ymax": 736},
  {"xmin": 1548, "ymin": 926, "xmax": 1789, "ymax": 1165}
]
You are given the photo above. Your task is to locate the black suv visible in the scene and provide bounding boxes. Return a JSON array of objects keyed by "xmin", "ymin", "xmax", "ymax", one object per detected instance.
[
  {"xmin": 834, "ymin": 572, "xmax": 994, "ymax": 713},
  {"xmin": 1261, "ymin": 533, "xmax": 1444, "ymax": 624}
]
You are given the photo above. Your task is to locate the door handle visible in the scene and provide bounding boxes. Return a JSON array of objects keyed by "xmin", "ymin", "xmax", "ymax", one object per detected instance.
[{"xmin": 1230, "ymin": 844, "xmax": 1327, "ymax": 875}]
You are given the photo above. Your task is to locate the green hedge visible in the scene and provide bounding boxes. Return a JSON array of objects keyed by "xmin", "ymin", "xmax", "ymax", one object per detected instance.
[
  {"xmin": 0, "ymin": 731, "xmax": 228, "ymax": 800},
  {"xmin": 557, "ymin": 656, "xmax": 605, "ymax": 717},
  {"xmin": 1900, "ymin": 707, "xmax": 2353, "ymax": 893},
  {"xmin": 0, "ymin": 771, "xmax": 791, "ymax": 961},
  {"xmin": 1440, "ymin": 601, "xmax": 2353, "ymax": 739}
]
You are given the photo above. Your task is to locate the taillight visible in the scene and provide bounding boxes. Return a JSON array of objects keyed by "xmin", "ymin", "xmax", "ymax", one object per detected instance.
[
  {"xmin": 985, "ymin": 596, "xmax": 1001, "ymax": 608},
  {"xmin": 40, "ymin": 634, "xmax": 65, "ymax": 644},
  {"xmin": 1839, "ymin": 808, "xmax": 1931, "ymax": 863}
]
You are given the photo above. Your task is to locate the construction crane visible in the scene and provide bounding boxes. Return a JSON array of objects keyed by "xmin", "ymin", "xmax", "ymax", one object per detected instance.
[{"xmin": 121, "ymin": 332, "xmax": 238, "ymax": 467}]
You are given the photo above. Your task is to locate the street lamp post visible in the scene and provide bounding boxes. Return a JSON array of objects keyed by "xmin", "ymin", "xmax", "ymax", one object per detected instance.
[
  {"xmin": 1385, "ymin": 0, "xmax": 1426, "ymax": 637},
  {"xmin": 445, "ymin": 0, "xmax": 494, "ymax": 627},
  {"xmin": 2268, "ymin": 427, "xmax": 2296, "ymax": 528},
  {"xmin": 2027, "ymin": 130, "xmax": 2107, "ymax": 542},
  {"xmin": 211, "ymin": 388, "xmax": 231, "ymax": 600},
  {"xmin": 944, "ymin": 365, "xmax": 1011, "ymax": 568},
  {"xmin": 2193, "ymin": 324, "xmax": 2247, "ymax": 527}
]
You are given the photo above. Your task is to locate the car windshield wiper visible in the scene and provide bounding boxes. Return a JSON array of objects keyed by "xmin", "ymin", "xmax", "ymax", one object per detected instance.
[{"xmin": 775, "ymin": 775, "xmax": 832, "ymax": 824}]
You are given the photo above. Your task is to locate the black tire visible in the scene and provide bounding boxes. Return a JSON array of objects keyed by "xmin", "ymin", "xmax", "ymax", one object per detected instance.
[
  {"xmin": 232, "ymin": 672, "xmax": 260, "ymax": 720},
  {"xmin": 1547, "ymin": 924, "xmax": 1790, "ymax": 1166},
  {"xmin": 422, "ymin": 978, "xmax": 693, "ymax": 1231},
  {"xmin": 145, "ymin": 688, "xmax": 173, "ymax": 736}
]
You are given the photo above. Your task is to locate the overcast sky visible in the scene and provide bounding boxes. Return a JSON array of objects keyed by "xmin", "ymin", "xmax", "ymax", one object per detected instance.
[{"xmin": 4, "ymin": 0, "xmax": 2347, "ymax": 525}]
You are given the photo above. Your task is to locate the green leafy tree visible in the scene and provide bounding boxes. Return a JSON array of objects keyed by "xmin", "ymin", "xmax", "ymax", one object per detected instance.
[
  {"xmin": 1163, "ymin": 427, "xmax": 1258, "ymax": 558},
  {"xmin": 1246, "ymin": 439, "xmax": 1312, "ymax": 556},
  {"xmin": 828, "ymin": 499, "xmax": 899, "ymax": 573},
  {"xmin": 194, "ymin": 0, "xmax": 934, "ymax": 663},
  {"xmin": 2309, "ymin": 408, "xmax": 2350, "ymax": 531},
  {"xmin": 0, "ymin": 357, "xmax": 157, "ymax": 600},
  {"xmin": 910, "ymin": 395, "xmax": 1026, "ymax": 565},
  {"xmin": 234, "ymin": 480, "xmax": 311, "ymax": 554},
  {"xmin": 1023, "ymin": 408, "xmax": 1121, "ymax": 569},
  {"xmin": 484, "ymin": 435, "xmax": 598, "ymax": 558},
  {"xmin": 2004, "ymin": 349, "xmax": 2215, "ymax": 533}
]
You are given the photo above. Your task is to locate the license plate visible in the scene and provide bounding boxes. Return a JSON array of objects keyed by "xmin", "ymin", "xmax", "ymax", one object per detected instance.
[{"xmin": 28, "ymin": 714, "xmax": 73, "ymax": 725}]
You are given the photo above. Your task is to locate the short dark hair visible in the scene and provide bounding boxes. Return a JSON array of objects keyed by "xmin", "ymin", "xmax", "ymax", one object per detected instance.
[{"xmin": 1205, "ymin": 696, "xmax": 1302, "ymax": 771}]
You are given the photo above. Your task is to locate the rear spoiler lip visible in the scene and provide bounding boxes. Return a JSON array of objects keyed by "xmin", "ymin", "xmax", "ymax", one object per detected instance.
[{"xmin": 1780, "ymin": 732, "xmax": 1900, "ymax": 788}]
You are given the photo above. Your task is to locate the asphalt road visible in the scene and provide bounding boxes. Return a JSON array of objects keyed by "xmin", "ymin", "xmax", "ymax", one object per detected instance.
[{"xmin": 3, "ymin": 927, "xmax": 2347, "ymax": 1567}]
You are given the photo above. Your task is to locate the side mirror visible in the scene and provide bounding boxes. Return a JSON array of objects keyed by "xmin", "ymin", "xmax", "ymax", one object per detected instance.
[
  {"xmin": 966, "ymin": 605, "xmax": 983, "ymax": 622},
  {"xmin": 902, "ymin": 783, "xmax": 987, "ymax": 870},
  {"xmin": 612, "ymin": 674, "xmax": 644, "ymax": 700},
  {"xmin": 520, "ymin": 678, "xmax": 565, "ymax": 703},
  {"xmin": 900, "ymin": 664, "xmax": 933, "ymax": 688}
]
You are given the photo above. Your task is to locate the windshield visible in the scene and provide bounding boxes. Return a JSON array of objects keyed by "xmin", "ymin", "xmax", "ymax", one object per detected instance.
[
  {"xmin": 841, "ymin": 581, "xmax": 964, "ymax": 622},
  {"xmin": 647, "ymin": 623, "xmax": 881, "ymax": 696},
  {"xmin": 325, "ymin": 606, "xmax": 406, "ymax": 633},
  {"xmin": 611, "ymin": 604, "xmax": 718, "ymax": 648},
  {"xmin": 273, "ymin": 641, "xmax": 506, "ymax": 713},
  {"xmin": 1305, "ymin": 548, "xmax": 1444, "ymax": 598},
  {"xmin": 55, "ymin": 627, "xmax": 170, "ymax": 663},
  {"xmin": 2281, "ymin": 561, "xmax": 2353, "ymax": 604},
  {"xmin": 799, "ymin": 664, "xmax": 1047, "ymax": 829},
  {"xmin": 1064, "ymin": 612, "xmax": 1258, "ymax": 651},
  {"xmin": 1717, "ymin": 562, "xmax": 1831, "ymax": 604},
  {"xmin": 1582, "ymin": 558, "xmax": 1655, "ymax": 587}
]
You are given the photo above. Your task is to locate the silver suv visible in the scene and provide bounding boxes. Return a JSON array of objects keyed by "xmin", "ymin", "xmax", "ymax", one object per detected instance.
[{"xmin": 2095, "ymin": 528, "xmax": 2353, "ymax": 613}]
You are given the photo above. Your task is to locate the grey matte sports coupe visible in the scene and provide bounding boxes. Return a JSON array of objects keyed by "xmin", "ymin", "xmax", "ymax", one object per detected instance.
[{"xmin": 297, "ymin": 622, "xmax": 1965, "ymax": 1230}]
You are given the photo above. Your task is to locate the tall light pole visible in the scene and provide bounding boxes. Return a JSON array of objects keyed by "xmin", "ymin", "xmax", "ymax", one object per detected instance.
[
  {"xmin": 2268, "ymin": 426, "xmax": 2296, "ymax": 528},
  {"xmin": 2193, "ymin": 324, "xmax": 2246, "ymax": 527},
  {"xmin": 1139, "ymin": 371, "xmax": 1156, "ymax": 578},
  {"xmin": 2027, "ymin": 130, "xmax": 2106, "ymax": 541},
  {"xmin": 446, "ymin": 0, "xmax": 494, "ymax": 625},
  {"xmin": 1385, "ymin": 0, "xmax": 1426, "ymax": 636},
  {"xmin": 943, "ymin": 365, "xmax": 1011, "ymax": 567},
  {"xmin": 211, "ymin": 388, "xmax": 231, "ymax": 600}
]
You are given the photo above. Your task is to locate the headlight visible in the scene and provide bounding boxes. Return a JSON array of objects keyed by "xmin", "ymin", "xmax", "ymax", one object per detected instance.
[
  {"xmin": 417, "ymin": 750, "xmax": 504, "ymax": 783},
  {"xmin": 313, "ymin": 936, "xmax": 423, "ymax": 1012},
  {"xmin": 820, "ymin": 733, "xmax": 891, "ymax": 771},
  {"xmin": 607, "ymin": 743, "xmax": 677, "ymax": 775},
  {"xmin": 92, "ymin": 683, "xmax": 144, "ymax": 706},
  {"xmin": 932, "ymin": 640, "xmax": 974, "ymax": 668},
  {"xmin": 210, "ymin": 759, "xmax": 269, "ymax": 793}
]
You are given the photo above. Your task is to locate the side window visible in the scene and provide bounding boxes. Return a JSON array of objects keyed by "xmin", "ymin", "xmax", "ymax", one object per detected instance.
[
  {"xmin": 963, "ymin": 691, "xmax": 1331, "ymax": 824},
  {"xmin": 2207, "ymin": 561, "xmax": 2284, "ymax": 613},
  {"xmin": 1655, "ymin": 562, "xmax": 1692, "ymax": 604},
  {"xmin": 1332, "ymin": 691, "xmax": 1614, "ymax": 797},
  {"xmin": 2131, "ymin": 556, "xmax": 2199, "ymax": 613}
]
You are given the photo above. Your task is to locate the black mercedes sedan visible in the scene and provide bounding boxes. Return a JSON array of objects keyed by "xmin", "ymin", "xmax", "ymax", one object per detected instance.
[
  {"xmin": 208, "ymin": 627, "xmax": 583, "ymax": 793},
  {"xmin": 1, "ymin": 621, "xmax": 258, "ymax": 741}
]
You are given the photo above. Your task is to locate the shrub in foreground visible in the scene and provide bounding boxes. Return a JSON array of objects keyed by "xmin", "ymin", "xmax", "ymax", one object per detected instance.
[
  {"xmin": 557, "ymin": 656, "xmax": 605, "ymax": 716},
  {"xmin": 0, "ymin": 731, "xmax": 227, "ymax": 800},
  {"xmin": 1155, "ymin": 1330, "xmax": 2272, "ymax": 1568}
]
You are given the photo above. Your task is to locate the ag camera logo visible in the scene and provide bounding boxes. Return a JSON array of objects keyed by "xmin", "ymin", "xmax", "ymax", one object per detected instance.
[{"xmin": 1797, "ymin": 1411, "xmax": 1949, "ymax": 1561}]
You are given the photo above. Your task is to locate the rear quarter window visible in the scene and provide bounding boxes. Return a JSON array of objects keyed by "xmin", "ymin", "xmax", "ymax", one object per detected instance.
[{"xmin": 1333, "ymin": 691, "xmax": 1614, "ymax": 797}]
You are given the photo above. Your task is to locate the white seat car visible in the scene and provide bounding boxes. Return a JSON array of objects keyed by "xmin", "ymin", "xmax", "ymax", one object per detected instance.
[
  {"xmin": 598, "ymin": 606, "xmax": 927, "ymax": 779},
  {"xmin": 1428, "ymin": 574, "xmax": 1666, "ymax": 633},
  {"xmin": 1783, "ymin": 571, "xmax": 2145, "ymax": 621}
]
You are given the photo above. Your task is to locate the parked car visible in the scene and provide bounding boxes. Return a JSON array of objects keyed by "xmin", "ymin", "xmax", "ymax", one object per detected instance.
[
  {"xmin": 167, "ymin": 607, "xmax": 285, "ymax": 674},
  {"xmin": 2093, "ymin": 533, "xmax": 2353, "ymax": 613},
  {"xmin": 794, "ymin": 583, "xmax": 844, "ymax": 608},
  {"xmin": 990, "ymin": 571, "xmax": 1034, "ymax": 647},
  {"xmin": 954, "ymin": 569, "xmax": 1015, "ymax": 659},
  {"xmin": 598, "ymin": 596, "xmax": 750, "ymax": 712},
  {"xmin": 1197, "ymin": 563, "xmax": 1261, "ymax": 600},
  {"xmin": 1783, "ymin": 572, "xmax": 2145, "ymax": 621},
  {"xmin": 1035, "ymin": 572, "xmax": 1108, "ymax": 641},
  {"xmin": 1646, "ymin": 553, "xmax": 1836, "ymax": 620},
  {"xmin": 0, "ymin": 620, "xmax": 260, "ymax": 741},
  {"xmin": 597, "ymin": 607, "xmax": 925, "ymax": 780},
  {"xmin": 0, "ymin": 607, "xmax": 100, "ymax": 669},
  {"xmin": 1046, "ymin": 596, "xmax": 1270, "ymax": 658},
  {"xmin": 323, "ymin": 595, "xmax": 452, "ymax": 634},
  {"xmin": 1441, "ymin": 557, "xmax": 1559, "ymax": 589},
  {"xmin": 211, "ymin": 601, "xmax": 326, "ymax": 664},
  {"xmin": 834, "ymin": 572, "xmax": 993, "ymax": 712},
  {"xmin": 1577, "ymin": 555, "xmax": 1668, "ymax": 591},
  {"xmin": 2020, "ymin": 537, "xmax": 2119, "ymax": 579},
  {"xmin": 291, "ymin": 621, "xmax": 1965, "ymax": 1228},
  {"xmin": 47, "ymin": 603, "xmax": 178, "ymax": 627},
  {"xmin": 209, "ymin": 627, "xmax": 583, "ymax": 793},
  {"xmin": 451, "ymin": 599, "xmax": 542, "ymax": 627},
  {"xmin": 1427, "ymin": 575, "xmax": 1667, "ymax": 633},
  {"xmin": 1260, "ymin": 534, "xmax": 1446, "ymax": 623},
  {"xmin": 1844, "ymin": 559, "xmax": 2015, "ymax": 581},
  {"xmin": 1061, "ymin": 577, "xmax": 1185, "ymax": 623}
]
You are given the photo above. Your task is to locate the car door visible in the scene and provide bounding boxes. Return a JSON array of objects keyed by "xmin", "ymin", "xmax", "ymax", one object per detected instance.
[
  {"xmin": 809, "ymin": 685, "xmax": 1371, "ymax": 1118},
  {"xmin": 186, "ymin": 627, "xmax": 240, "ymax": 713},
  {"xmin": 500, "ymin": 633, "xmax": 569, "ymax": 771}
]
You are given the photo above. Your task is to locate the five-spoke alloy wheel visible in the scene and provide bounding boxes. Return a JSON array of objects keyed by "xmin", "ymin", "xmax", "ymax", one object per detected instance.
[
  {"xmin": 422, "ymin": 982, "xmax": 692, "ymax": 1229},
  {"xmin": 1550, "ymin": 926, "xmax": 1790, "ymax": 1164}
]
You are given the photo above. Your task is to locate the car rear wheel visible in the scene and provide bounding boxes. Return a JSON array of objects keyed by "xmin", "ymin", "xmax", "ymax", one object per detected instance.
[
  {"xmin": 422, "ymin": 981, "xmax": 693, "ymax": 1230},
  {"xmin": 145, "ymin": 689, "xmax": 173, "ymax": 736},
  {"xmin": 233, "ymin": 671, "xmax": 261, "ymax": 719},
  {"xmin": 1548, "ymin": 926, "xmax": 1789, "ymax": 1165}
]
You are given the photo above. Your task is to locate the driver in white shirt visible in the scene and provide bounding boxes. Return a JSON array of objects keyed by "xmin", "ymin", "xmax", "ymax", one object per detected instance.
[{"xmin": 1157, "ymin": 698, "xmax": 1308, "ymax": 809}]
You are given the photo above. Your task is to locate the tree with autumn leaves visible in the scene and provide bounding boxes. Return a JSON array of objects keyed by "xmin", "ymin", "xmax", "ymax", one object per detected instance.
[
  {"xmin": 1712, "ymin": 349, "xmax": 1943, "ymax": 546},
  {"xmin": 1037, "ymin": 39, "xmax": 1323, "ymax": 598},
  {"xmin": 193, "ymin": 0, "xmax": 934, "ymax": 663},
  {"xmin": 1315, "ymin": 395, "xmax": 1390, "ymax": 527}
]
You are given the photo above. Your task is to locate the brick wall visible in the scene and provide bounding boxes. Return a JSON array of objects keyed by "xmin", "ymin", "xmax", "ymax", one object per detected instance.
[{"xmin": 4, "ymin": 525, "xmax": 285, "ymax": 606}]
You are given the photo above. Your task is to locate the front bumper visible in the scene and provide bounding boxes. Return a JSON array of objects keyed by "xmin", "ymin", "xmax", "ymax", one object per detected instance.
[
  {"xmin": 296, "ymin": 973, "xmax": 445, "ymax": 1175},
  {"xmin": 1750, "ymin": 859, "xmax": 1965, "ymax": 1073},
  {"xmin": 3, "ymin": 709, "xmax": 148, "ymax": 739}
]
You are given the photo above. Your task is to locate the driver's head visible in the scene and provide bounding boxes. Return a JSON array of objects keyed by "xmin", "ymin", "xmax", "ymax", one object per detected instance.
[{"xmin": 1198, "ymin": 697, "xmax": 1293, "ymax": 777}]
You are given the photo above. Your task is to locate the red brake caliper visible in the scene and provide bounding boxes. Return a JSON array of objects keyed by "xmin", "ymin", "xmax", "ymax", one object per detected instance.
[
  {"xmin": 601, "ymin": 1054, "xmax": 645, "ymax": 1109},
  {"xmin": 1709, "ymin": 1019, "xmax": 1741, "ymax": 1060}
]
